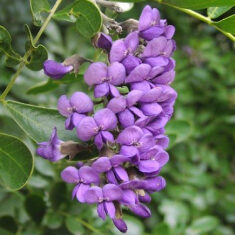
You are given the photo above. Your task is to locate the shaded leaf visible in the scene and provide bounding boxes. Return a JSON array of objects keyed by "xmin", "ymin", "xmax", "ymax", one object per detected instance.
[
  {"xmin": 26, "ymin": 80, "xmax": 59, "ymax": 95},
  {"xmin": 213, "ymin": 14, "xmax": 235, "ymax": 34},
  {"xmin": 5, "ymin": 100, "xmax": 78, "ymax": 142},
  {"xmin": 161, "ymin": 0, "xmax": 235, "ymax": 10},
  {"xmin": 49, "ymin": 182, "xmax": 67, "ymax": 210},
  {"xmin": 0, "ymin": 216, "xmax": 17, "ymax": 234},
  {"xmin": 35, "ymin": 157, "xmax": 55, "ymax": 177},
  {"xmin": 29, "ymin": 0, "xmax": 50, "ymax": 26},
  {"xmin": 207, "ymin": 6, "xmax": 232, "ymax": 19},
  {"xmin": 43, "ymin": 211, "xmax": 63, "ymax": 229},
  {"xmin": 0, "ymin": 133, "xmax": 33, "ymax": 190},
  {"xmin": 0, "ymin": 25, "xmax": 21, "ymax": 67},
  {"xmin": 24, "ymin": 194, "xmax": 46, "ymax": 224},
  {"xmin": 65, "ymin": 216, "xmax": 85, "ymax": 234}
]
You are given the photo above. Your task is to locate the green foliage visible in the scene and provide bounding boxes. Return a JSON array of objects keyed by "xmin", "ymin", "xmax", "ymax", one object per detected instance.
[
  {"xmin": 0, "ymin": 133, "xmax": 33, "ymax": 190},
  {"xmin": 213, "ymin": 14, "xmax": 235, "ymax": 34},
  {"xmin": 207, "ymin": 6, "xmax": 232, "ymax": 19}
]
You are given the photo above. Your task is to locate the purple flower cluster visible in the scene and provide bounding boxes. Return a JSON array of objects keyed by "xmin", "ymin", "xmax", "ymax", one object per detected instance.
[{"xmin": 37, "ymin": 5, "xmax": 176, "ymax": 233}]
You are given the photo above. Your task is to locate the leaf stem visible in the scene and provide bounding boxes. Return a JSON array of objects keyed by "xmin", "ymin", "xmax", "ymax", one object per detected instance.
[
  {"xmin": 0, "ymin": 0, "xmax": 63, "ymax": 101},
  {"xmin": 157, "ymin": 1, "xmax": 235, "ymax": 42}
]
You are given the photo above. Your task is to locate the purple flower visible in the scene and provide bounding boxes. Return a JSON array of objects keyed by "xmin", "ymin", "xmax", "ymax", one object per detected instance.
[
  {"xmin": 61, "ymin": 166, "xmax": 99, "ymax": 202},
  {"xmin": 92, "ymin": 155, "xmax": 129, "ymax": 184},
  {"xmin": 57, "ymin": 92, "xmax": 93, "ymax": 130},
  {"xmin": 43, "ymin": 60, "xmax": 73, "ymax": 79},
  {"xmin": 36, "ymin": 128, "xmax": 65, "ymax": 162},
  {"xmin": 110, "ymin": 32, "xmax": 139, "ymax": 63},
  {"xmin": 85, "ymin": 184, "xmax": 123, "ymax": 220},
  {"xmin": 94, "ymin": 32, "xmax": 112, "ymax": 52},
  {"xmin": 77, "ymin": 108, "xmax": 117, "ymax": 149},
  {"xmin": 84, "ymin": 62, "xmax": 125, "ymax": 98},
  {"xmin": 112, "ymin": 218, "xmax": 127, "ymax": 233}
]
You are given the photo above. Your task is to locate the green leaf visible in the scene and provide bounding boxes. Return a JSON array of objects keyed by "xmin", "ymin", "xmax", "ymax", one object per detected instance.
[
  {"xmin": 5, "ymin": 100, "xmax": 78, "ymax": 143},
  {"xmin": 26, "ymin": 80, "xmax": 59, "ymax": 95},
  {"xmin": 161, "ymin": 0, "xmax": 235, "ymax": 10},
  {"xmin": 166, "ymin": 120, "xmax": 192, "ymax": 148},
  {"xmin": 186, "ymin": 216, "xmax": 219, "ymax": 234},
  {"xmin": 29, "ymin": 0, "xmax": 50, "ymax": 26},
  {"xmin": 213, "ymin": 14, "xmax": 235, "ymax": 34},
  {"xmin": 54, "ymin": 0, "xmax": 102, "ymax": 38},
  {"xmin": 24, "ymin": 194, "xmax": 46, "ymax": 224},
  {"xmin": 35, "ymin": 157, "xmax": 55, "ymax": 177},
  {"xmin": 0, "ymin": 133, "xmax": 34, "ymax": 191},
  {"xmin": 207, "ymin": 6, "xmax": 232, "ymax": 19},
  {"xmin": 49, "ymin": 182, "xmax": 67, "ymax": 210},
  {"xmin": 0, "ymin": 26, "xmax": 21, "ymax": 67},
  {"xmin": 0, "ymin": 216, "xmax": 17, "ymax": 234},
  {"xmin": 153, "ymin": 223, "xmax": 171, "ymax": 235},
  {"xmin": 43, "ymin": 211, "xmax": 63, "ymax": 229},
  {"xmin": 25, "ymin": 25, "xmax": 48, "ymax": 71},
  {"xmin": 65, "ymin": 216, "xmax": 85, "ymax": 234}
]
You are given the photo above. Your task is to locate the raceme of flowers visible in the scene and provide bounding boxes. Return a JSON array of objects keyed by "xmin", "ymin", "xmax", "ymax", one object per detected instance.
[{"xmin": 37, "ymin": 5, "xmax": 176, "ymax": 233}]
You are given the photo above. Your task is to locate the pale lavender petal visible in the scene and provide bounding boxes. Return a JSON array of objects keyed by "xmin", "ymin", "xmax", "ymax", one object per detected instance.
[
  {"xmin": 108, "ymin": 62, "xmax": 126, "ymax": 85},
  {"xmin": 61, "ymin": 166, "xmax": 79, "ymax": 183},
  {"xmin": 72, "ymin": 184, "xmax": 80, "ymax": 199},
  {"xmin": 138, "ymin": 160, "xmax": 160, "ymax": 173},
  {"xmin": 143, "ymin": 56, "xmax": 169, "ymax": 67},
  {"xmin": 130, "ymin": 204, "xmax": 151, "ymax": 218},
  {"xmin": 76, "ymin": 183, "xmax": 90, "ymax": 203},
  {"xmin": 154, "ymin": 150, "xmax": 169, "ymax": 167},
  {"xmin": 78, "ymin": 166, "xmax": 99, "ymax": 184},
  {"xmin": 138, "ymin": 134, "xmax": 155, "ymax": 153},
  {"xmin": 104, "ymin": 201, "xmax": 116, "ymax": 219},
  {"xmin": 92, "ymin": 157, "xmax": 112, "ymax": 173},
  {"xmin": 142, "ymin": 37, "xmax": 167, "ymax": 58},
  {"xmin": 164, "ymin": 40, "xmax": 174, "ymax": 57},
  {"xmin": 85, "ymin": 186, "xmax": 103, "ymax": 204},
  {"xmin": 117, "ymin": 125, "xmax": 143, "ymax": 145},
  {"xmin": 76, "ymin": 117, "xmax": 97, "ymax": 141},
  {"xmin": 107, "ymin": 170, "xmax": 118, "ymax": 184},
  {"xmin": 57, "ymin": 95, "xmax": 71, "ymax": 117},
  {"xmin": 94, "ymin": 132, "xmax": 104, "ymax": 150},
  {"xmin": 165, "ymin": 25, "xmax": 175, "ymax": 39},
  {"xmin": 145, "ymin": 176, "xmax": 166, "ymax": 192},
  {"xmin": 94, "ymin": 108, "xmax": 117, "ymax": 130},
  {"xmin": 140, "ymin": 145, "xmax": 162, "ymax": 160},
  {"xmin": 124, "ymin": 31, "xmax": 139, "ymax": 52},
  {"xmin": 112, "ymin": 219, "xmax": 127, "ymax": 233},
  {"xmin": 130, "ymin": 81, "xmax": 151, "ymax": 92},
  {"xmin": 149, "ymin": 66, "xmax": 165, "ymax": 79},
  {"xmin": 103, "ymin": 184, "xmax": 123, "ymax": 201},
  {"xmin": 113, "ymin": 166, "xmax": 129, "ymax": 182},
  {"xmin": 139, "ymin": 87, "xmax": 162, "ymax": 103},
  {"xmin": 118, "ymin": 109, "xmax": 135, "ymax": 128},
  {"xmin": 129, "ymin": 107, "xmax": 145, "ymax": 118},
  {"xmin": 156, "ymin": 85, "xmax": 177, "ymax": 102},
  {"xmin": 107, "ymin": 96, "xmax": 127, "ymax": 113},
  {"xmin": 121, "ymin": 189, "xmax": 137, "ymax": 205},
  {"xmin": 94, "ymin": 82, "xmax": 109, "ymax": 98},
  {"xmin": 141, "ymin": 103, "xmax": 162, "ymax": 116},
  {"xmin": 84, "ymin": 62, "xmax": 107, "ymax": 86},
  {"xmin": 126, "ymin": 64, "xmax": 151, "ymax": 83},
  {"xmin": 122, "ymin": 55, "xmax": 141, "ymax": 74},
  {"xmin": 97, "ymin": 203, "xmax": 106, "ymax": 220},
  {"xmin": 146, "ymin": 115, "xmax": 168, "ymax": 131},
  {"xmin": 152, "ymin": 8, "xmax": 160, "ymax": 25},
  {"xmin": 120, "ymin": 145, "xmax": 139, "ymax": 163},
  {"xmin": 70, "ymin": 92, "xmax": 93, "ymax": 113},
  {"xmin": 110, "ymin": 155, "xmax": 129, "ymax": 167},
  {"xmin": 110, "ymin": 40, "xmax": 126, "ymax": 63},
  {"xmin": 101, "ymin": 131, "xmax": 114, "ymax": 143},
  {"xmin": 155, "ymin": 134, "xmax": 169, "ymax": 149},
  {"xmin": 138, "ymin": 5, "xmax": 153, "ymax": 31},
  {"xmin": 152, "ymin": 70, "xmax": 175, "ymax": 85},
  {"xmin": 126, "ymin": 90, "xmax": 143, "ymax": 107},
  {"xmin": 65, "ymin": 115, "xmax": 74, "ymax": 130},
  {"xmin": 139, "ymin": 26, "xmax": 164, "ymax": 41},
  {"xmin": 72, "ymin": 113, "xmax": 86, "ymax": 127},
  {"xmin": 109, "ymin": 84, "xmax": 120, "ymax": 97}
]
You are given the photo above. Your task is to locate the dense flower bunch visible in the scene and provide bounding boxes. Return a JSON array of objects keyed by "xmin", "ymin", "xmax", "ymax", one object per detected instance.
[{"xmin": 37, "ymin": 5, "xmax": 176, "ymax": 233}]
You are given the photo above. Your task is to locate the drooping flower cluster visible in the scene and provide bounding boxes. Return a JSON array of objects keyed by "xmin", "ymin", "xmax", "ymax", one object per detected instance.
[{"xmin": 37, "ymin": 5, "xmax": 176, "ymax": 233}]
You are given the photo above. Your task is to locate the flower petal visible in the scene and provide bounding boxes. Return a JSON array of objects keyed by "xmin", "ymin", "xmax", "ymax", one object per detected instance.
[
  {"xmin": 103, "ymin": 184, "xmax": 123, "ymax": 201},
  {"xmin": 97, "ymin": 203, "xmax": 106, "ymax": 220},
  {"xmin": 122, "ymin": 55, "xmax": 141, "ymax": 74},
  {"xmin": 154, "ymin": 150, "xmax": 169, "ymax": 167},
  {"xmin": 70, "ymin": 92, "xmax": 93, "ymax": 113},
  {"xmin": 114, "ymin": 166, "xmax": 129, "ymax": 182},
  {"xmin": 94, "ymin": 132, "xmax": 104, "ymax": 150},
  {"xmin": 140, "ymin": 103, "xmax": 162, "ymax": 116},
  {"xmin": 138, "ymin": 134, "xmax": 155, "ymax": 153},
  {"xmin": 104, "ymin": 201, "xmax": 116, "ymax": 219},
  {"xmin": 112, "ymin": 219, "xmax": 127, "ymax": 233},
  {"xmin": 61, "ymin": 166, "xmax": 79, "ymax": 183},
  {"xmin": 109, "ymin": 84, "xmax": 120, "ymax": 97},
  {"xmin": 110, "ymin": 155, "xmax": 129, "ymax": 167},
  {"xmin": 78, "ymin": 166, "xmax": 99, "ymax": 184},
  {"xmin": 76, "ymin": 183, "xmax": 90, "ymax": 203},
  {"xmin": 124, "ymin": 31, "xmax": 139, "ymax": 52},
  {"xmin": 107, "ymin": 96, "xmax": 127, "ymax": 113},
  {"xmin": 139, "ymin": 26, "xmax": 164, "ymax": 41},
  {"xmin": 126, "ymin": 90, "xmax": 143, "ymax": 107},
  {"xmin": 108, "ymin": 62, "xmax": 126, "ymax": 86},
  {"xmin": 110, "ymin": 40, "xmax": 126, "ymax": 63},
  {"xmin": 144, "ymin": 176, "xmax": 166, "ymax": 192},
  {"xmin": 57, "ymin": 95, "xmax": 71, "ymax": 117},
  {"xmin": 101, "ymin": 131, "xmax": 114, "ymax": 143},
  {"xmin": 130, "ymin": 204, "xmax": 151, "ymax": 218},
  {"xmin": 138, "ymin": 160, "xmax": 160, "ymax": 173},
  {"xmin": 85, "ymin": 186, "xmax": 103, "ymax": 204},
  {"xmin": 152, "ymin": 69, "xmax": 175, "ymax": 85},
  {"xmin": 138, "ymin": 5, "xmax": 153, "ymax": 31},
  {"xmin": 165, "ymin": 25, "xmax": 175, "ymax": 39},
  {"xmin": 143, "ymin": 56, "xmax": 169, "ymax": 67},
  {"xmin": 94, "ymin": 82, "xmax": 110, "ymax": 98},
  {"xmin": 117, "ymin": 126, "xmax": 143, "ymax": 145},
  {"xmin": 118, "ymin": 109, "xmax": 135, "ymax": 128},
  {"xmin": 107, "ymin": 170, "xmax": 118, "ymax": 184},
  {"xmin": 126, "ymin": 64, "xmax": 151, "ymax": 83},
  {"xmin": 92, "ymin": 157, "xmax": 112, "ymax": 173},
  {"xmin": 139, "ymin": 87, "xmax": 162, "ymax": 103},
  {"xmin": 94, "ymin": 108, "xmax": 117, "ymax": 130},
  {"xmin": 121, "ymin": 189, "xmax": 137, "ymax": 205},
  {"xmin": 84, "ymin": 62, "xmax": 107, "ymax": 85}
]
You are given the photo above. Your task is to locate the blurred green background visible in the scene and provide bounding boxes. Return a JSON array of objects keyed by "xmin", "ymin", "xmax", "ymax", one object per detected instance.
[{"xmin": 0, "ymin": 0, "xmax": 235, "ymax": 234}]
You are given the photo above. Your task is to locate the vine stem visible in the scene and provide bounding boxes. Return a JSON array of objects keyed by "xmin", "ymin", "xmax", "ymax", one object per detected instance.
[
  {"xmin": 0, "ymin": 0, "xmax": 63, "ymax": 101},
  {"xmin": 157, "ymin": 1, "xmax": 235, "ymax": 42}
]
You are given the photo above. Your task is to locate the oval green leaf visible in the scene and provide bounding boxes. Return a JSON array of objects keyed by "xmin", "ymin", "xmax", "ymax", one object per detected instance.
[
  {"xmin": 26, "ymin": 80, "xmax": 59, "ymax": 95},
  {"xmin": 207, "ymin": 6, "xmax": 232, "ymax": 19},
  {"xmin": 5, "ymin": 100, "xmax": 78, "ymax": 143},
  {"xmin": 213, "ymin": 14, "xmax": 235, "ymax": 34},
  {"xmin": 0, "ymin": 133, "xmax": 33, "ymax": 190}
]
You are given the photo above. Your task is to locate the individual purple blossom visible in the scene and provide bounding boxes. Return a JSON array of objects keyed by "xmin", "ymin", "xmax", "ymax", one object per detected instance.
[
  {"xmin": 61, "ymin": 166, "xmax": 99, "ymax": 203},
  {"xmin": 94, "ymin": 32, "xmax": 112, "ymax": 52},
  {"xmin": 112, "ymin": 218, "xmax": 127, "ymax": 233},
  {"xmin": 77, "ymin": 108, "xmax": 117, "ymax": 149},
  {"xmin": 84, "ymin": 62, "xmax": 125, "ymax": 98},
  {"xmin": 84, "ymin": 184, "xmax": 123, "ymax": 220},
  {"xmin": 57, "ymin": 92, "xmax": 93, "ymax": 130},
  {"xmin": 43, "ymin": 60, "xmax": 73, "ymax": 79},
  {"xmin": 36, "ymin": 127, "xmax": 65, "ymax": 162},
  {"xmin": 92, "ymin": 155, "xmax": 129, "ymax": 184}
]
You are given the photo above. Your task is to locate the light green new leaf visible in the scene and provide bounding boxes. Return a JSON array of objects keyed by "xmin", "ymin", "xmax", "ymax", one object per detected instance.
[
  {"xmin": 25, "ymin": 25, "xmax": 48, "ymax": 71},
  {"xmin": 54, "ymin": 0, "xmax": 102, "ymax": 38},
  {"xmin": 213, "ymin": 14, "xmax": 235, "ymax": 34},
  {"xmin": 0, "ymin": 26, "xmax": 21, "ymax": 67},
  {"xmin": 5, "ymin": 100, "xmax": 78, "ymax": 143},
  {"xmin": 29, "ymin": 0, "xmax": 50, "ymax": 26},
  {"xmin": 0, "ymin": 133, "xmax": 34, "ymax": 191},
  {"xmin": 26, "ymin": 80, "xmax": 59, "ymax": 95},
  {"xmin": 207, "ymin": 6, "xmax": 232, "ymax": 19},
  {"xmin": 161, "ymin": 0, "xmax": 235, "ymax": 10}
]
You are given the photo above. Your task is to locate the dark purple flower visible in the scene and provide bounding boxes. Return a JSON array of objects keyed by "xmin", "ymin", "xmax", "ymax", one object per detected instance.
[
  {"xmin": 110, "ymin": 32, "xmax": 139, "ymax": 63},
  {"xmin": 36, "ymin": 127, "xmax": 65, "ymax": 162},
  {"xmin": 94, "ymin": 32, "xmax": 112, "ymax": 52},
  {"xmin": 57, "ymin": 92, "xmax": 93, "ymax": 130},
  {"xmin": 77, "ymin": 108, "xmax": 117, "ymax": 149},
  {"xmin": 84, "ymin": 62, "xmax": 125, "ymax": 98},
  {"xmin": 122, "ymin": 55, "xmax": 141, "ymax": 74},
  {"xmin": 43, "ymin": 60, "xmax": 73, "ymax": 79},
  {"xmin": 84, "ymin": 184, "xmax": 123, "ymax": 220},
  {"xmin": 61, "ymin": 166, "xmax": 99, "ymax": 202},
  {"xmin": 112, "ymin": 218, "xmax": 127, "ymax": 233},
  {"xmin": 92, "ymin": 155, "xmax": 129, "ymax": 184}
]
